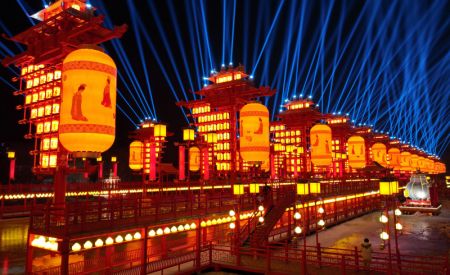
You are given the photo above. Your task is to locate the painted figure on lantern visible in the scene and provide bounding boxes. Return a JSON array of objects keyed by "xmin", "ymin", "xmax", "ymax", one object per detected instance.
[
  {"xmin": 71, "ymin": 84, "xmax": 88, "ymax": 121},
  {"xmin": 254, "ymin": 117, "xmax": 263, "ymax": 134},
  {"xmin": 101, "ymin": 77, "xmax": 112, "ymax": 108}
]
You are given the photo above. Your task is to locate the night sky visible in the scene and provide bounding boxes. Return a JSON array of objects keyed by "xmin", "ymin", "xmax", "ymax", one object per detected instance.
[{"xmin": 0, "ymin": 0, "xmax": 449, "ymax": 182}]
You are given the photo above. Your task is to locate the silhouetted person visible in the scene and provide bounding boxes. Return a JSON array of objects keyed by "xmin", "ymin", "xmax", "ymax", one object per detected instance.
[{"xmin": 361, "ymin": 238, "xmax": 373, "ymax": 270}]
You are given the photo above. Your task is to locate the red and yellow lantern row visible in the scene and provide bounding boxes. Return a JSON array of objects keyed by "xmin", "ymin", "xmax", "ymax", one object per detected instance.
[
  {"xmin": 400, "ymin": 151, "xmax": 412, "ymax": 171},
  {"xmin": 189, "ymin": 147, "xmax": 200, "ymax": 172},
  {"xmin": 387, "ymin": 148, "xmax": 401, "ymax": 170},
  {"xmin": 310, "ymin": 124, "xmax": 332, "ymax": 167},
  {"xmin": 60, "ymin": 46, "xmax": 117, "ymax": 154},
  {"xmin": 239, "ymin": 103, "xmax": 270, "ymax": 170},
  {"xmin": 410, "ymin": 154, "xmax": 419, "ymax": 171},
  {"xmin": 347, "ymin": 135, "xmax": 366, "ymax": 169},
  {"xmin": 371, "ymin": 143, "xmax": 387, "ymax": 167},
  {"xmin": 129, "ymin": 141, "xmax": 143, "ymax": 171}
]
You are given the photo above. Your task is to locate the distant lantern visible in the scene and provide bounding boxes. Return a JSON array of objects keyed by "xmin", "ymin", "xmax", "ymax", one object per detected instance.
[
  {"xmin": 60, "ymin": 46, "xmax": 117, "ymax": 156},
  {"xmin": 371, "ymin": 143, "xmax": 387, "ymax": 167},
  {"xmin": 427, "ymin": 159, "xmax": 434, "ymax": 174},
  {"xmin": 310, "ymin": 124, "xmax": 332, "ymax": 167},
  {"xmin": 347, "ymin": 135, "xmax": 366, "ymax": 169},
  {"xmin": 410, "ymin": 154, "xmax": 419, "ymax": 171},
  {"xmin": 400, "ymin": 151, "xmax": 412, "ymax": 171},
  {"xmin": 189, "ymin": 146, "xmax": 201, "ymax": 172},
  {"xmin": 239, "ymin": 103, "xmax": 270, "ymax": 169},
  {"xmin": 129, "ymin": 140, "xmax": 143, "ymax": 170},
  {"xmin": 388, "ymin": 148, "xmax": 401, "ymax": 170},
  {"xmin": 417, "ymin": 156, "xmax": 426, "ymax": 171}
]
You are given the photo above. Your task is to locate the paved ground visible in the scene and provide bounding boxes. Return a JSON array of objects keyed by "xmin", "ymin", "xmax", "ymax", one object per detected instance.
[{"xmin": 297, "ymin": 199, "xmax": 450, "ymax": 257}]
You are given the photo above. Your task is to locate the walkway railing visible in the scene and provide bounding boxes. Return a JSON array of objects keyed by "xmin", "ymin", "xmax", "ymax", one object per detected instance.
[{"xmin": 31, "ymin": 242, "xmax": 448, "ymax": 275}]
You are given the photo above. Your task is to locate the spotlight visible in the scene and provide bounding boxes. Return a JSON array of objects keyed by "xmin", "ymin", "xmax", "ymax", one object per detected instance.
[
  {"xmin": 249, "ymin": 75, "xmax": 254, "ymax": 79},
  {"xmin": 229, "ymin": 62, "xmax": 233, "ymax": 66},
  {"xmin": 86, "ymin": 3, "xmax": 92, "ymax": 8},
  {"xmin": 221, "ymin": 64, "xmax": 225, "ymax": 67}
]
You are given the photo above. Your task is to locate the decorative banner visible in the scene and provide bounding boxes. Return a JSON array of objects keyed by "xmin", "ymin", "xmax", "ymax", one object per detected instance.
[
  {"xmin": 310, "ymin": 124, "xmax": 332, "ymax": 167},
  {"xmin": 387, "ymin": 148, "xmax": 401, "ymax": 170},
  {"xmin": 129, "ymin": 140, "xmax": 143, "ymax": 171},
  {"xmin": 371, "ymin": 143, "xmax": 387, "ymax": 167},
  {"xmin": 239, "ymin": 103, "xmax": 270, "ymax": 170},
  {"xmin": 347, "ymin": 135, "xmax": 366, "ymax": 169},
  {"xmin": 60, "ymin": 47, "xmax": 117, "ymax": 153},
  {"xmin": 189, "ymin": 147, "xmax": 200, "ymax": 172}
]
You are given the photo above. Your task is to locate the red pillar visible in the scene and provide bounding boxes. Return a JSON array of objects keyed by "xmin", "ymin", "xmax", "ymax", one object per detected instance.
[
  {"xmin": 179, "ymin": 146, "xmax": 185, "ymax": 181},
  {"xmin": 150, "ymin": 143, "xmax": 156, "ymax": 181},
  {"xmin": 9, "ymin": 158, "xmax": 15, "ymax": 183},
  {"xmin": 113, "ymin": 162, "xmax": 118, "ymax": 177},
  {"xmin": 98, "ymin": 162, "xmax": 103, "ymax": 179},
  {"xmin": 270, "ymin": 154, "xmax": 275, "ymax": 179},
  {"xmin": 202, "ymin": 147, "xmax": 209, "ymax": 180}
]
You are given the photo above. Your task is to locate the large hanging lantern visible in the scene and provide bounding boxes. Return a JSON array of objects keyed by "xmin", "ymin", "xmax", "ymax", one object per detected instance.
[
  {"xmin": 347, "ymin": 135, "xmax": 366, "ymax": 169},
  {"xmin": 371, "ymin": 143, "xmax": 387, "ymax": 167},
  {"xmin": 189, "ymin": 146, "xmax": 201, "ymax": 172},
  {"xmin": 239, "ymin": 103, "xmax": 270, "ymax": 169},
  {"xmin": 60, "ymin": 46, "xmax": 117, "ymax": 155},
  {"xmin": 388, "ymin": 148, "xmax": 401, "ymax": 170},
  {"xmin": 400, "ymin": 151, "xmax": 412, "ymax": 171},
  {"xmin": 310, "ymin": 124, "xmax": 332, "ymax": 167},
  {"xmin": 129, "ymin": 141, "xmax": 143, "ymax": 171}
]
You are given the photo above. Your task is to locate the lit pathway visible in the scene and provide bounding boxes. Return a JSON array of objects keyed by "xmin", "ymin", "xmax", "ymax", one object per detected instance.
[{"xmin": 298, "ymin": 199, "xmax": 450, "ymax": 257}]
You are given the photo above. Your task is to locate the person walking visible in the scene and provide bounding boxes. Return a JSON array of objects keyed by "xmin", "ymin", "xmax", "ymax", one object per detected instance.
[{"xmin": 361, "ymin": 238, "xmax": 373, "ymax": 270}]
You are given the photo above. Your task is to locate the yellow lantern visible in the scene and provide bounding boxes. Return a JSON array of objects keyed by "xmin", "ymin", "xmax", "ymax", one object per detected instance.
[
  {"xmin": 347, "ymin": 135, "xmax": 366, "ymax": 169},
  {"xmin": 188, "ymin": 146, "xmax": 200, "ymax": 172},
  {"xmin": 183, "ymin": 128, "xmax": 195, "ymax": 141},
  {"xmin": 129, "ymin": 141, "xmax": 143, "ymax": 170},
  {"xmin": 310, "ymin": 124, "xmax": 332, "ymax": 167},
  {"xmin": 400, "ymin": 151, "xmax": 412, "ymax": 171},
  {"xmin": 154, "ymin": 124, "xmax": 167, "ymax": 137},
  {"xmin": 297, "ymin": 183, "xmax": 309, "ymax": 195},
  {"xmin": 239, "ymin": 103, "xmax": 269, "ymax": 169},
  {"xmin": 233, "ymin": 184, "xmax": 244, "ymax": 195},
  {"xmin": 60, "ymin": 46, "xmax": 116, "ymax": 155},
  {"xmin": 379, "ymin": 179, "xmax": 399, "ymax": 195},
  {"xmin": 249, "ymin": 183, "xmax": 260, "ymax": 193},
  {"xmin": 371, "ymin": 143, "xmax": 387, "ymax": 167},
  {"xmin": 388, "ymin": 148, "xmax": 401, "ymax": 170}
]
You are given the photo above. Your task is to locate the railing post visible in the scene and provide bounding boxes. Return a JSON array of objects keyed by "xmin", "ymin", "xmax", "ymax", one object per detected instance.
[
  {"xmin": 317, "ymin": 242, "xmax": 322, "ymax": 267},
  {"xmin": 354, "ymin": 246, "xmax": 359, "ymax": 271},
  {"xmin": 141, "ymin": 227, "xmax": 148, "ymax": 275},
  {"xmin": 60, "ymin": 238, "xmax": 70, "ymax": 275},
  {"xmin": 195, "ymin": 219, "xmax": 201, "ymax": 270},
  {"xmin": 266, "ymin": 247, "xmax": 271, "ymax": 272},
  {"xmin": 341, "ymin": 255, "xmax": 346, "ymax": 275},
  {"xmin": 209, "ymin": 241, "xmax": 213, "ymax": 266}
]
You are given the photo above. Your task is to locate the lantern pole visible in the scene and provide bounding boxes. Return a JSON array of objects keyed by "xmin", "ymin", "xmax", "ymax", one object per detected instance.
[
  {"xmin": 7, "ymin": 151, "xmax": 15, "ymax": 189},
  {"xmin": 97, "ymin": 156, "xmax": 103, "ymax": 180}
]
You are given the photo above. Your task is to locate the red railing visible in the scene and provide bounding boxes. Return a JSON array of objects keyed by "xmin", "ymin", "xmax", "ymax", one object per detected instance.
[{"xmin": 33, "ymin": 242, "xmax": 447, "ymax": 275}]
